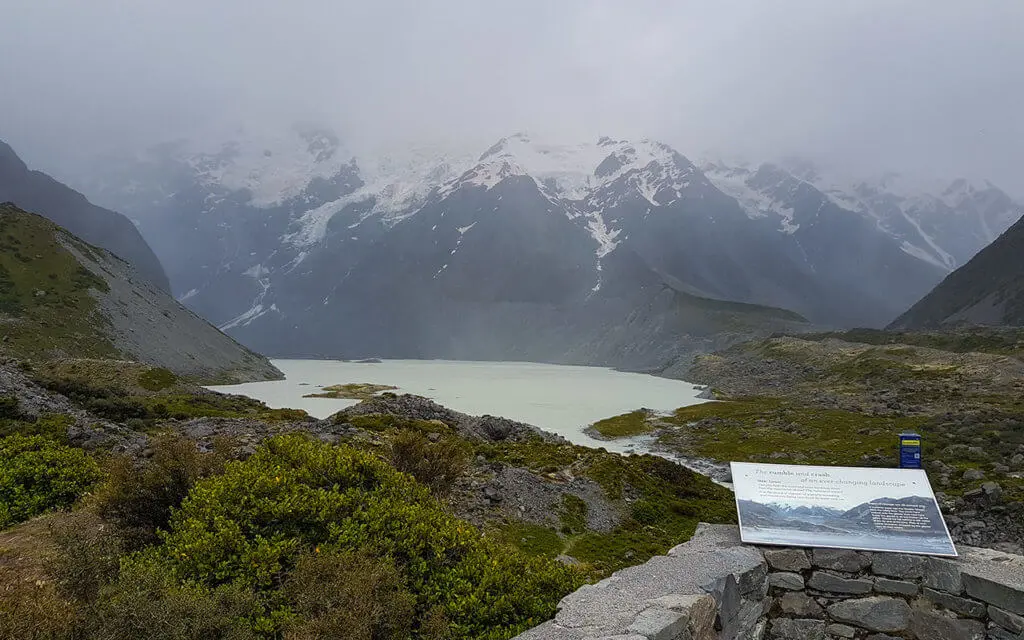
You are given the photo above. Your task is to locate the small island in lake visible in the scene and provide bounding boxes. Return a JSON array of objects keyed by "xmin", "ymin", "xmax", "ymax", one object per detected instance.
[{"xmin": 302, "ymin": 382, "xmax": 399, "ymax": 400}]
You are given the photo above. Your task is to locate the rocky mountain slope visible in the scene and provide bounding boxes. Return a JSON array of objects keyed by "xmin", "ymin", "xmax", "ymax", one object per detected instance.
[
  {"xmin": 0, "ymin": 203, "xmax": 279, "ymax": 382},
  {"xmin": 69, "ymin": 127, "xmax": 1019, "ymax": 363},
  {"xmin": 889, "ymin": 214, "xmax": 1024, "ymax": 329},
  {"xmin": 0, "ymin": 140, "xmax": 170, "ymax": 292}
]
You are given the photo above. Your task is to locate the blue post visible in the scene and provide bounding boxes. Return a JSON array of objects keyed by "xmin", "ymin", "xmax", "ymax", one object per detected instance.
[{"xmin": 899, "ymin": 432, "xmax": 922, "ymax": 469}]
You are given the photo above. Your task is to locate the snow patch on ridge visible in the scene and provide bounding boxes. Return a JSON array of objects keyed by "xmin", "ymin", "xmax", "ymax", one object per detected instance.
[{"xmin": 702, "ymin": 162, "xmax": 799, "ymax": 234}]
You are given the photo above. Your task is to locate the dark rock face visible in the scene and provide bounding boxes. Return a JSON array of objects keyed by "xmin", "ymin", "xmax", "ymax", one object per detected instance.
[
  {"xmin": 0, "ymin": 140, "xmax": 170, "ymax": 292},
  {"xmin": 890, "ymin": 214, "xmax": 1024, "ymax": 329}
]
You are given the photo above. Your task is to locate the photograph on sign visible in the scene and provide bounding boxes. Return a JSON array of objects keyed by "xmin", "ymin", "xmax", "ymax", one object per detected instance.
[{"xmin": 731, "ymin": 462, "xmax": 956, "ymax": 556}]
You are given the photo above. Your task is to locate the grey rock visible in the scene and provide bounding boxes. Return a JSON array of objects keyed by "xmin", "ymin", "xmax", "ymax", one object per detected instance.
[
  {"xmin": 872, "ymin": 553, "xmax": 927, "ymax": 579},
  {"xmin": 710, "ymin": 573, "xmax": 742, "ymax": 628},
  {"xmin": 863, "ymin": 635, "xmax": 901, "ymax": 640},
  {"xmin": 960, "ymin": 548, "xmax": 1024, "ymax": 615},
  {"xmin": 926, "ymin": 557, "xmax": 966, "ymax": 594},
  {"xmin": 986, "ymin": 624, "xmax": 1024, "ymax": 640},
  {"xmin": 827, "ymin": 596, "xmax": 912, "ymax": 633},
  {"xmin": 982, "ymin": 482, "xmax": 1003, "ymax": 503},
  {"xmin": 722, "ymin": 600, "xmax": 766, "ymax": 640},
  {"xmin": 988, "ymin": 606, "xmax": 1024, "ymax": 635},
  {"xmin": 963, "ymin": 469, "xmax": 985, "ymax": 481},
  {"xmin": 923, "ymin": 587, "xmax": 988, "ymax": 618},
  {"xmin": 768, "ymin": 572, "xmax": 805, "ymax": 591},
  {"xmin": 764, "ymin": 549, "xmax": 811, "ymax": 572},
  {"xmin": 909, "ymin": 608, "xmax": 985, "ymax": 640},
  {"xmin": 825, "ymin": 623, "xmax": 856, "ymax": 638},
  {"xmin": 626, "ymin": 607, "xmax": 688, "ymax": 640},
  {"xmin": 769, "ymin": 618, "xmax": 825, "ymax": 640},
  {"xmin": 777, "ymin": 592, "xmax": 825, "ymax": 618},
  {"xmin": 874, "ymin": 577, "xmax": 920, "ymax": 596},
  {"xmin": 811, "ymin": 548, "xmax": 871, "ymax": 572},
  {"xmin": 807, "ymin": 571, "xmax": 873, "ymax": 595},
  {"xmin": 1011, "ymin": 454, "xmax": 1024, "ymax": 468},
  {"xmin": 645, "ymin": 593, "xmax": 717, "ymax": 639}
]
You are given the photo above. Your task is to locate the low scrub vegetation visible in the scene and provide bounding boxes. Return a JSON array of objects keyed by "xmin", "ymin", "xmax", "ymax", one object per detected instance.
[
  {"xmin": 0, "ymin": 434, "xmax": 101, "ymax": 528},
  {"xmin": 3, "ymin": 435, "xmax": 583, "ymax": 640}
]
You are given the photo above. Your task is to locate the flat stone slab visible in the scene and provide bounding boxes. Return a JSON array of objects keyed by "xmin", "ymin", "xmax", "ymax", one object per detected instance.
[
  {"xmin": 551, "ymin": 546, "xmax": 764, "ymax": 634},
  {"xmin": 827, "ymin": 596, "xmax": 911, "ymax": 633},
  {"xmin": 768, "ymin": 572, "xmax": 804, "ymax": 591},
  {"xmin": 769, "ymin": 617, "xmax": 825, "ymax": 640},
  {"xmin": 909, "ymin": 608, "xmax": 986, "ymax": 640},
  {"xmin": 871, "ymin": 553, "xmax": 927, "ymax": 579},
  {"xmin": 922, "ymin": 587, "xmax": 987, "ymax": 618},
  {"xmin": 811, "ymin": 548, "xmax": 871, "ymax": 572},
  {"xmin": 807, "ymin": 571, "xmax": 873, "ymax": 595},
  {"xmin": 958, "ymin": 547, "xmax": 1024, "ymax": 615},
  {"xmin": 764, "ymin": 548, "xmax": 811, "ymax": 572},
  {"xmin": 874, "ymin": 577, "xmax": 919, "ymax": 596}
]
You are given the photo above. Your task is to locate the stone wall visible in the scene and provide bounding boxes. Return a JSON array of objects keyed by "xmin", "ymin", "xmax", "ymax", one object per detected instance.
[{"xmin": 516, "ymin": 524, "xmax": 1024, "ymax": 640}]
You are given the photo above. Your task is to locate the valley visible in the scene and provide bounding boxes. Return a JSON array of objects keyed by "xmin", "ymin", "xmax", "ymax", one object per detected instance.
[{"xmin": 2, "ymin": 102, "xmax": 1023, "ymax": 640}]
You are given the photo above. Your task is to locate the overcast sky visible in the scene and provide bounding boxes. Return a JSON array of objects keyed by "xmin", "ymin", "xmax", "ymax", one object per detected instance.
[{"xmin": 1, "ymin": 0, "xmax": 1022, "ymax": 191}]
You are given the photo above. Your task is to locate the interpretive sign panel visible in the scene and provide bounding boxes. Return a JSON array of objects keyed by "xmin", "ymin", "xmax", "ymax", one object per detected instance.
[{"xmin": 732, "ymin": 462, "xmax": 956, "ymax": 556}]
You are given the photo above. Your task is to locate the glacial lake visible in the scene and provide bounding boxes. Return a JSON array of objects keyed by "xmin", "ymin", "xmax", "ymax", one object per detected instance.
[{"xmin": 208, "ymin": 359, "xmax": 710, "ymax": 453}]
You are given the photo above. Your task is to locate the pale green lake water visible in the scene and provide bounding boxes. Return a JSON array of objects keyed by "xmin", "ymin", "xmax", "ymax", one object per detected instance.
[{"xmin": 208, "ymin": 359, "xmax": 710, "ymax": 453}]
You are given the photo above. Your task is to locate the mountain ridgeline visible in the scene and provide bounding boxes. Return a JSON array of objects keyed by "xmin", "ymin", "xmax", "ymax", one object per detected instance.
[
  {"xmin": 890, "ymin": 213, "xmax": 1024, "ymax": 329},
  {"xmin": 0, "ymin": 203, "xmax": 280, "ymax": 382},
  {"xmin": 0, "ymin": 140, "xmax": 170, "ymax": 292},
  {"xmin": 70, "ymin": 128, "xmax": 1023, "ymax": 366}
]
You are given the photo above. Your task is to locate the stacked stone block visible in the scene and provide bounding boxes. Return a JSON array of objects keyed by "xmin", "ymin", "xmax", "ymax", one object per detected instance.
[{"xmin": 516, "ymin": 524, "xmax": 1024, "ymax": 640}]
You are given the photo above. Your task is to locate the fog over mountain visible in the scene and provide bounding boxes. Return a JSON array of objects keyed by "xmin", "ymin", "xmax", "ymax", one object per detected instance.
[{"xmin": 1, "ymin": 0, "xmax": 1023, "ymax": 194}]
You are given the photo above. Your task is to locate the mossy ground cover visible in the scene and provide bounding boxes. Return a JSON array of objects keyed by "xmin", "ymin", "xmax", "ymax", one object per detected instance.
[
  {"xmin": 807, "ymin": 327, "xmax": 1024, "ymax": 359},
  {"xmin": 655, "ymin": 398, "xmax": 926, "ymax": 467},
  {"xmin": 32, "ymin": 360, "xmax": 309, "ymax": 426},
  {"xmin": 589, "ymin": 409, "xmax": 655, "ymax": 438},
  {"xmin": 0, "ymin": 206, "xmax": 119, "ymax": 361},
  {"xmin": 476, "ymin": 437, "xmax": 735, "ymax": 575}
]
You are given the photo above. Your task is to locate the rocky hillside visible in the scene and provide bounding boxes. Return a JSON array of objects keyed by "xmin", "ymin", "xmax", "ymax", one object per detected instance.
[
  {"xmin": 0, "ymin": 203, "xmax": 279, "ymax": 382},
  {"xmin": 890, "ymin": 214, "xmax": 1024, "ymax": 329},
  {"xmin": 0, "ymin": 140, "xmax": 170, "ymax": 292}
]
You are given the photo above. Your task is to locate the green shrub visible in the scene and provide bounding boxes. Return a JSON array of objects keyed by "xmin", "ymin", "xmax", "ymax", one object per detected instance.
[
  {"xmin": 0, "ymin": 395, "xmax": 23, "ymax": 420},
  {"xmin": 0, "ymin": 434, "xmax": 101, "ymax": 528},
  {"xmin": 144, "ymin": 435, "xmax": 583, "ymax": 639},
  {"xmin": 282, "ymin": 550, "xmax": 416, "ymax": 640},
  {"xmin": 558, "ymin": 494, "xmax": 589, "ymax": 534},
  {"xmin": 137, "ymin": 368, "xmax": 178, "ymax": 392},
  {"xmin": 389, "ymin": 429, "xmax": 470, "ymax": 495},
  {"xmin": 49, "ymin": 510, "xmax": 125, "ymax": 605},
  {"xmin": 91, "ymin": 559, "xmax": 262, "ymax": 640},
  {"xmin": 94, "ymin": 435, "xmax": 230, "ymax": 548}
]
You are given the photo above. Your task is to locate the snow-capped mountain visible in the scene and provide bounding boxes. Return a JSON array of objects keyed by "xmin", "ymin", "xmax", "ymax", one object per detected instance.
[
  {"xmin": 778, "ymin": 162, "xmax": 1023, "ymax": 271},
  {"xmin": 70, "ymin": 126, "xmax": 1008, "ymax": 366},
  {"xmin": 702, "ymin": 160, "xmax": 1023, "ymax": 272}
]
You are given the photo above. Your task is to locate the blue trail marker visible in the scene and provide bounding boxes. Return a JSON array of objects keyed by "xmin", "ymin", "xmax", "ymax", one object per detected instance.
[{"xmin": 899, "ymin": 432, "xmax": 922, "ymax": 469}]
